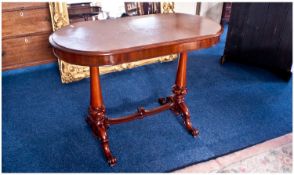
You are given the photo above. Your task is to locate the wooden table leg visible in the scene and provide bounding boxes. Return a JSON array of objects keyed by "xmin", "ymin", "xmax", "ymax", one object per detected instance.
[
  {"xmin": 159, "ymin": 52, "xmax": 199, "ymax": 137},
  {"xmin": 86, "ymin": 66, "xmax": 117, "ymax": 166}
]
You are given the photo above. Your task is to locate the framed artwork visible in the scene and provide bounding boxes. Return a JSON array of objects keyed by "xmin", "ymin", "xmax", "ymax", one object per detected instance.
[
  {"xmin": 125, "ymin": 2, "xmax": 161, "ymax": 16},
  {"xmin": 125, "ymin": 2, "xmax": 139, "ymax": 16}
]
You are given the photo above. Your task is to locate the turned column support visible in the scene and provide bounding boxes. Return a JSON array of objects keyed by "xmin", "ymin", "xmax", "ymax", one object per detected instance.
[
  {"xmin": 87, "ymin": 66, "xmax": 117, "ymax": 166},
  {"xmin": 159, "ymin": 52, "xmax": 199, "ymax": 137},
  {"xmin": 175, "ymin": 52, "xmax": 187, "ymax": 88}
]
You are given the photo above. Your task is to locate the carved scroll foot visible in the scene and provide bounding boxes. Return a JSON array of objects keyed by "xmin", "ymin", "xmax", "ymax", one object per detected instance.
[
  {"xmin": 159, "ymin": 97, "xmax": 199, "ymax": 137},
  {"xmin": 87, "ymin": 107, "xmax": 117, "ymax": 166},
  {"xmin": 177, "ymin": 102, "xmax": 199, "ymax": 137},
  {"xmin": 159, "ymin": 85, "xmax": 199, "ymax": 137},
  {"xmin": 98, "ymin": 128, "xmax": 117, "ymax": 167}
]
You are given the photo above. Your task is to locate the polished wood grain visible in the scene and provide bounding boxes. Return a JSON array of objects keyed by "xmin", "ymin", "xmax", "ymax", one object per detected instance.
[
  {"xmin": 2, "ymin": 2, "xmax": 48, "ymax": 12},
  {"xmin": 49, "ymin": 13, "xmax": 222, "ymax": 166},
  {"xmin": 2, "ymin": 8, "xmax": 52, "ymax": 39},
  {"xmin": 2, "ymin": 33, "xmax": 56, "ymax": 71},
  {"xmin": 49, "ymin": 13, "xmax": 222, "ymax": 66},
  {"xmin": 2, "ymin": 2, "xmax": 55, "ymax": 71}
]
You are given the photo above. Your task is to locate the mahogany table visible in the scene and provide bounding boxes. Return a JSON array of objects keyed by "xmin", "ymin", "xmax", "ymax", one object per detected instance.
[{"xmin": 49, "ymin": 13, "xmax": 222, "ymax": 166}]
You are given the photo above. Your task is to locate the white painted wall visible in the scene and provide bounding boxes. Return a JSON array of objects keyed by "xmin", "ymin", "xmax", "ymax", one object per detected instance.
[
  {"xmin": 199, "ymin": 2, "xmax": 223, "ymax": 23},
  {"xmin": 174, "ymin": 2, "xmax": 197, "ymax": 15},
  {"xmin": 96, "ymin": 1, "xmax": 125, "ymax": 18}
]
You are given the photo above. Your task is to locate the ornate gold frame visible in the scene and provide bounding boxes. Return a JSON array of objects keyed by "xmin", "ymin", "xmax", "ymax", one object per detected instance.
[
  {"xmin": 49, "ymin": 2, "xmax": 177, "ymax": 83},
  {"xmin": 162, "ymin": 2, "xmax": 175, "ymax": 13}
]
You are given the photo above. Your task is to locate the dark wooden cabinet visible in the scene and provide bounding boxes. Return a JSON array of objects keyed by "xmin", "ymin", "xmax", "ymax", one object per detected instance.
[
  {"xmin": 221, "ymin": 3, "xmax": 232, "ymax": 23},
  {"xmin": 124, "ymin": 2, "xmax": 161, "ymax": 16},
  {"xmin": 68, "ymin": 3, "xmax": 101, "ymax": 23},
  {"xmin": 2, "ymin": 2, "xmax": 56, "ymax": 71},
  {"xmin": 222, "ymin": 3, "xmax": 292, "ymax": 80}
]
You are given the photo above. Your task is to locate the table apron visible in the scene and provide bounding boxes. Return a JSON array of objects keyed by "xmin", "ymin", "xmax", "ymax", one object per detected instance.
[{"xmin": 52, "ymin": 36, "xmax": 220, "ymax": 67}]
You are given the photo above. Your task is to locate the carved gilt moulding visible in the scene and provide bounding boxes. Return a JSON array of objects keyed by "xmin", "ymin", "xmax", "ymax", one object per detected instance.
[{"xmin": 49, "ymin": 2, "xmax": 177, "ymax": 83}]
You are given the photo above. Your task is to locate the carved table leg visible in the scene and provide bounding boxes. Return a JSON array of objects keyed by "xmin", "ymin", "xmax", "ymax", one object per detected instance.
[
  {"xmin": 86, "ymin": 66, "xmax": 117, "ymax": 166},
  {"xmin": 159, "ymin": 52, "xmax": 199, "ymax": 137}
]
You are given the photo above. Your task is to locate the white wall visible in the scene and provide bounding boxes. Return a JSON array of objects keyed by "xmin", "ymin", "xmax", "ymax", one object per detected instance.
[
  {"xmin": 96, "ymin": 1, "xmax": 125, "ymax": 18},
  {"xmin": 174, "ymin": 2, "xmax": 197, "ymax": 15},
  {"xmin": 199, "ymin": 2, "xmax": 223, "ymax": 23},
  {"xmin": 172, "ymin": 2, "xmax": 224, "ymax": 24}
]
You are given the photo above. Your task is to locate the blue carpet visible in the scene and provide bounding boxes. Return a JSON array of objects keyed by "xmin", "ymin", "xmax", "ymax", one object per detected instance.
[{"xmin": 2, "ymin": 25, "xmax": 292, "ymax": 172}]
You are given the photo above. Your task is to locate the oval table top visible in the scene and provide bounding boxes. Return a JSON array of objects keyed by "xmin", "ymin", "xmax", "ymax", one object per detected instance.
[{"xmin": 49, "ymin": 13, "xmax": 223, "ymax": 66}]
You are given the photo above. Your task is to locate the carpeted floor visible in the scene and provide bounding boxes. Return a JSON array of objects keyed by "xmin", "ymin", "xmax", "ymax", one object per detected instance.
[{"xmin": 2, "ymin": 25, "xmax": 292, "ymax": 172}]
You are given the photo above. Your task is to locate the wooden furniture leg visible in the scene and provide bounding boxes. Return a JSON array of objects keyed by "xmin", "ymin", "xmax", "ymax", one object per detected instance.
[
  {"xmin": 86, "ymin": 66, "xmax": 117, "ymax": 166},
  {"xmin": 159, "ymin": 52, "xmax": 199, "ymax": 137}
]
